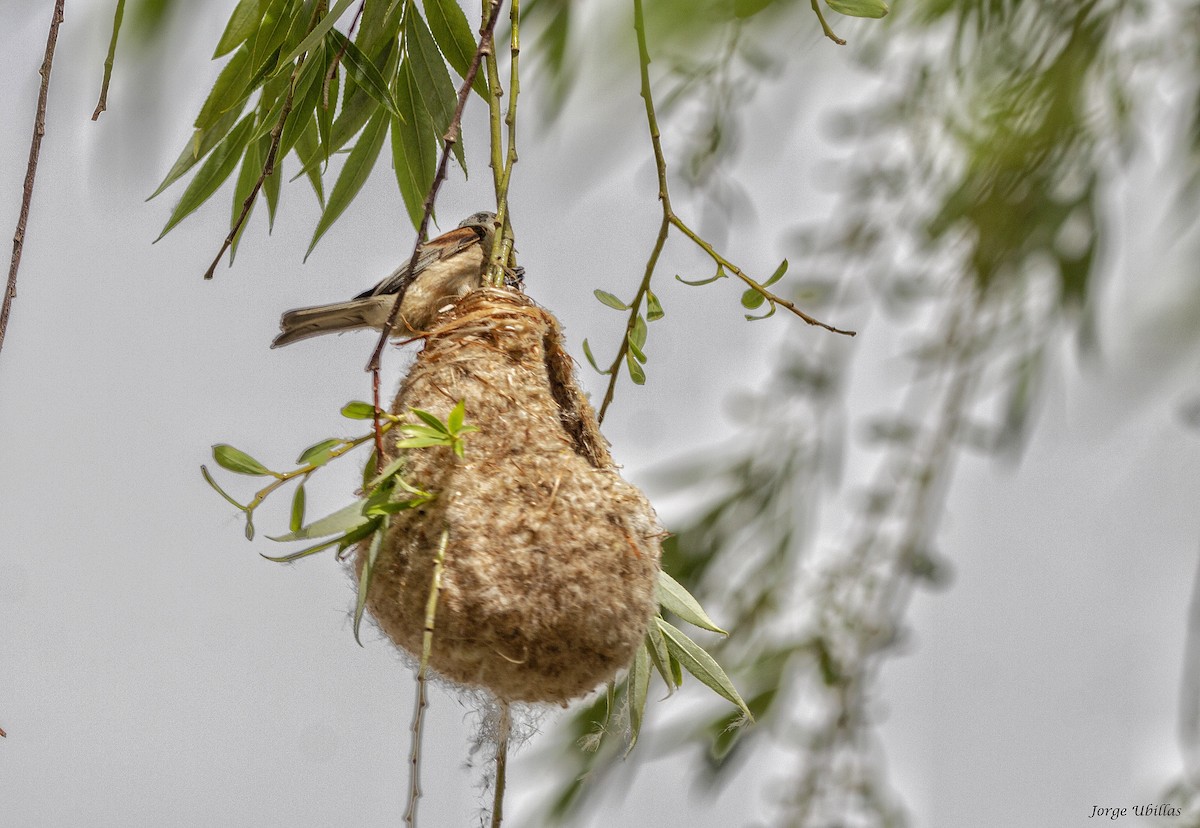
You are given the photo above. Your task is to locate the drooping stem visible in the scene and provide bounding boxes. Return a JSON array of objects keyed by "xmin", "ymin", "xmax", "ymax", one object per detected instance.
[
  {"xmin": 486, "ymin": 0, "xmax": 521, "ymax": 286},
  {"xmin": 405, "ymin": 527, "xmax": 450, "ymax": 827},
  {"xmin": 92, "ymin": 0, "xmax": 125, "ymax": 120},
  {"xmin": 1, "ymin": 0, "xmax": 65, "ymax": 365},
  {"xmin": 490, "ymin": 701, "xmax": 511, "ymax": 828}
]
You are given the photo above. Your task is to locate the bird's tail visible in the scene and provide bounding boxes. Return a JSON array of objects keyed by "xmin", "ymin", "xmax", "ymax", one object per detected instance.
[{"xmin": 271, "ymin": 299, "xmax": 383, "ymax": 348}]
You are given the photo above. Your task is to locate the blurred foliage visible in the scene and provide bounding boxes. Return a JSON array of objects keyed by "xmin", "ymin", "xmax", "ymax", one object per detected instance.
[{"xmin": 532, "ymin": 0, "xmax": 1200, "ymax": 825}]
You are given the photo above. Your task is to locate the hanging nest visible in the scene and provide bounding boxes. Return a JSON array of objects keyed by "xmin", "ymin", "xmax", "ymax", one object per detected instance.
[{"xmin": 356, "ymin": 287, "xmax": 662, "ymax": 705}]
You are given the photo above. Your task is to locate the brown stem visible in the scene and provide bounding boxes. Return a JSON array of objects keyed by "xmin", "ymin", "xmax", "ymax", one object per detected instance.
[
  {"xmin": 0, "ymin": 0, "xmax": 65, "ymax": 363},
  {"xmin": 366, "ymin": 0, "xmax": 506, "ymax": 441}
]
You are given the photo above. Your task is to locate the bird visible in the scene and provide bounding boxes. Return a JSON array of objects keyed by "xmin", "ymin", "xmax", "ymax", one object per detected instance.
[{"xmin": 271, "ymin": 211, "xmax": 498, "ymax": 348}]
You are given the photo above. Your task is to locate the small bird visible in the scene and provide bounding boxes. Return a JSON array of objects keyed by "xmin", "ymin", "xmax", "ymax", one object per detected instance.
[{"xmin": 271, "ymin": 211, "xmax": 497, "ymax": 348}]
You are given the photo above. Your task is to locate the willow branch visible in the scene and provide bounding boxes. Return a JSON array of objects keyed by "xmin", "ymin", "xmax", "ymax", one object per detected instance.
[
  {"xmin": 406, "ymin": 527, "xmax": 449, "ymax": 827},
  {"xmin": 0, "ymin": 0, "xmax": 65, "ymax": 364},
  {"xmin": 92, "ymin": 0, "xmax": 125, "ymax": 120},
  {"xmin": 203, "ymin": 4, "xmax": 327, "ymax": 280},
  {"xmin": 490, "ymin": 702, "xmax": 512, "ymax": 828},
  {"xmin": 486, "ymin": 0, "xmax": 521, "ymax": 286},
  {"xmin": 599, "ymin": 0, "xmax": 853, "ymax": 422}
]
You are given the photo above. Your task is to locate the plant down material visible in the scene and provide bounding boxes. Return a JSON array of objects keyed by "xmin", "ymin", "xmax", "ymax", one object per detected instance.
[{"xmin": 358, "ymin": 287, "xmax": 662, "ymax": 704}]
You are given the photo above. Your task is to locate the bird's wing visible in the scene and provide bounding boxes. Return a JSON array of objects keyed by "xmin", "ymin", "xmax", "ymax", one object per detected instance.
[{"xmin": 355, "ymin": 225, "xmax": 485, "ymax": 299}]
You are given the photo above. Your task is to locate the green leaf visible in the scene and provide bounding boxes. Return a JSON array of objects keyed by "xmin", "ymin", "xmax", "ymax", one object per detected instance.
[
  {"xmin": 289, "ymin": 482, "xmax": 306, "ymax": 532},
  {"xmin": 646, "ymin": 289, "xmax": 665, "ymax": 321},
  {"xmin": 676, "ymin": 266, "xmax": 726, "ymax": 286},
  {"xmin": 625, "ymin": 350, "xmax": 646, "ymax": 385},
  {"xmin": 656, "ymin": 618, "xmax": 753, "ymax": 720},
  {"xmin": 395, "ymin": 434, "xmax": 451, "ymax": 449},
  {"xmin": 328, "ymin": 29, "xmax": 401, "ymax": 118},
  {"xmin": 305, "ymin": 105, "xmax": 390, "ymax": 259},
  {"xmin": 354, "ymin": 518, "xmax": 389, "ymax": 645},
  {"xmin": 201, "ymin": 465, "xmax": 246, "ymax": 511},
  {"xmin": 341, "ymin": 400, "xmax": 377, "ymax": 419},
  {"xmin": 194, "ymin": 45, "xmax": 254, "ymax": 131},
  {"xmin": 745, "ymin": 302, "xmax": 777, "ymax": 322},
  {"xmin": 297, "ymin": 437, "xmax": 342, "ymax": 466},
  {"xmin": 361, "ymin": 446, "xmax": 380, "ymax": 489},
  {"xmin": 261, "ymin": 534, "xmax": 344, "ymax": 562},
  {"xmin": 214, "ymin": 0, "xmax": 268, "ymax": 58},
  {"xmin": 627, "ymin": 643, "xmax": 651, "ymax": 755},
  {"xmin": 657, "ymin": 571, "xmax": 728, "ymax": 635},
  {"xmin": 149, "ymin": 106, "xmax": 246, "ymax": 201},
  {"xmin": 247, "ymin": 0, "xmax": 293, "ymax": 77},
  {"xmin": 446, "ymin": 399, "xmax": 466, "ymax": 433},
  {"xmin": 245, "ymin": 513, "xmax": 256, "ymax": 540},
  {"xmin": 763, "ymin": 258, "xmax": 788, "ymax": 287},
  {"xmin": 212, "ymin": 443, "xmax": 273, "ymax": 476},
  {"xmin": 410, "ymin": 407, "xmax": 450, "ymax": 433},
  {"xmin": 825, "ymin": 0, "xmax": 889, "ymax": 18},
  {"xmin": 645, "ymin": 625, "xmax": 676, "ymax": 689},
  {"xmin": 228, "ymin": 126, "xmax": 264, "ymax": 263},
  {"xmin": 392, "ymin": 59, "xmax": 438, "ymax": 228},
  {"xmin": 405, "ymin": 7, "xmax": 465, "ymax": 172},
  {"xmin": 422, "ymin": 0, "xmax": 488, "ymax": 98},
  {"xmin": 156, "ymin": 113, "xmax": 256, "ymax": 240},
  {"xmin": 292, "ymin": 114, "xmax": 326, "ymax": 205},
  {"xmin": 263, "ymin": 148, "xmax": 282, "ymax": 231},
  {"xmin": 581, "ymin": 338, "xmax": 608, "ymax": 374},
  {"xmin": 594, "ymin": 289, "xmax": 628, "ymax": 310},
  {"xmin": 741, "ymin": 287, "xmax": 765, "ymax": 309},
  {"xmin": 269, "ymin": 497, "xmax": 369, "ymax": 541},
  {"xmin": 626, "ymin": 334, "xmax": 647, "ymax": 366},
  {"xmin": 273, "ymin": 0, "xmax": 356, "ymax": 71},
  {"xmin": 630, "ymin": 313, "xmax": 648, "ymax": 351}
]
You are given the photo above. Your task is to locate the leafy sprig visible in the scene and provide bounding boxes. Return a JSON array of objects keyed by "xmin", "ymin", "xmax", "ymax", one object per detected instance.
[{"xmin": 202, "ymin": 399, "xmax": 477, "ymax": 642}]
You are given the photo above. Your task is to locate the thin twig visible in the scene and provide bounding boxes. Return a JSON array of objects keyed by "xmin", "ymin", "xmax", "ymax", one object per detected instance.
[
  {"xmin": 0, "ymin": 0, "xmax": 65, "ymax": 363},
  {"xmin": 202, "ymin": 5, "xmax": 326, "ymax": 280},
  {"xmin": 367, "ymin": 0, "xmax": 505, "ymax": 451},
  {"xmin": 486, "ymin": 0, "xmax": 521, "ymax": 286},
  {"xmin": 406, "ymin": 528, "xmax": 449, "ymax": 827},
  {"xmin": 490, "ymin": 701, "xmax": 511, "ymax": 828},
  {"xmin": 92, "ymin": 0, "xmax": 125, "ymax": 120},
  {"xmin": 598, "ymin": 0, "xmax": 853, "ymax": 423}
]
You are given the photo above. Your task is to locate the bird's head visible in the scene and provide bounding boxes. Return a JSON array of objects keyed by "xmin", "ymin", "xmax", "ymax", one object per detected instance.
[{"xmin": 459, "ymin": 211, "xmax": 498, "ymax": 249}]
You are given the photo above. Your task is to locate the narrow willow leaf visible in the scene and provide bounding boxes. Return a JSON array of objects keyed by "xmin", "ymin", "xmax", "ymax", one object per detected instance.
[
  {"xmin": 626, "ymin": 333, "xmax": 647, "ymax": 366},
  {"xmin": 410, "ymin": 407, "xmax": 450, "ymax": 433},
  {"xmin": 745, "ymin": 302, "xmax": 778, "ymax": 322},
  {"xmin": 195, "ymin": 45, "xmax": 253, "ymax": 131},
  {"xmin": 399, "ymin": 424, "xmax": 448, "ymax": 440},
  {"xmin": 269, "ymin": 497, "xmax": 369, "ymax": 541},
  {"xmin": 741, "ymin": 287, "xmax": 766, "ymax": 309},
  {"xmin": 594, "ymin": 289, "xmax": 628, "ymax": 310},
  {"xmin": 657, "ymin": 571, "xmax": 728, "ymax": 635},
  {"xmin": 630, "ymin": 313, "xmax": 648, "ymax": 350},
  {"xmin": 354, "ymin": 518, "xmax": 389, "ymax": 645},
  {"xmin": 274, "ymin": 0, "xmax": 356, "ymax": 71},
  {"xmin": 341, "ymin": 400, "xmax": 376, "ymax": 419},
  {"xmin": 392, "ymin": 58, "xmax": 437, "ymax": 228},
  {"xmin": 825, "ymin": 0, "xmax": 889, "ymax": 18},
  {"xmin": 261, "ymin": 534, "xmax": 343, "ymax": 562},
  {"xmin": 245, "ymin": 513, "xmax": 256, "ymax": 540},
  {"xmin": 763, "ymin": 258, "xmax": 789, "ymax": 287},
  {"xmin": 289, "ymin": 482, "xmax": 306, "ymax": 532},
  {"xmin": 405, "ymin": 7, "xmax": 465, "ymax": 171},
  {"xmin": 645, "ymin": 624, "xmax": 676, "ymax": 690},
  {"xmin": 263, "ymin": 143, "xmax": 282, "ymax": 230},
  {"xmin": 362, "ymin": 446, "xmax": 380, "ymax": 489},
  {"xmin": 395, "ymin": 434, "xmax": 451, "ymax": 449},
  {"xmin": 627, "ymin": 643, "xmax": 651, "ymax": 755},
  {"xmin": 297, "ymin": 437, "xmax": 342, "ymax": 466},
  {"xmin": 276, "ymin": 44, "xmax": 325, "ymax": 153},
  {"xmin": 149, "ymin": 107, "xmax": 246, "ymax": 201},
  {"xmin": 581, "ymin": 338, "xmax": 606, "ymax": 374},
  {"xmin": 365, "ymin": 497, "xmax": 426, "ymax": 516},
  {"xmin": 247, "ymin": 0, "xmax": 292, "ymax": 77},
  {"xmin": 676, "ymin": 267, "xmax": 726, "ymax": 286},
  {"xmin": 329, "ymin": 29, "xmax": 400, "ymax": 117},
  {"xmin": 201, "ymin": 465, "xmax": 246, "ymax": 511},
  {"xmin": 156, "ymin": 113, "xmax": 256, "ymax": 240},
  {"xmin": 228, "ymin": 127, "xmax": 263, "ymax": 263},
  {"xmin": 214, "ymin": 0, "xmax": 268, "ymax": 58},
  {"xmin": 656, "ymin": 618, "xmax": 753, "ymax": 720},
  {"xmin": 446, "ymin": 400, "xmax": 466, "ymax": 433},
  {"xmin": 248, "ymin": 70, "xmax": 290, "ymax": 143},
  {"xmin": 422, "ymin": 0, "xmax": 488, "ymax": 98},
  {"xmin": 212, "ymin": 443, "xmax": 273, "ymax": 476},
  {"xmin": 646, "ymin": 289, "xmax": 665, "ymax": 321},
  {"xmin": 292, "ymin": 115, "xmax": 326, "ymax": 205},
  {"xmin": 305, "ymin": 106, "xmax": 389, "ymax": 259},
  {"xmin": 625, "ymin": 350, "xmax": 646, "ymax": 385}
]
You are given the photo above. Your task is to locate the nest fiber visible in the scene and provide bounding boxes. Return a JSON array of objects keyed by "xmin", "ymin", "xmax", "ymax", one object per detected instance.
[{"xmin": 357, "ymin": 287, "xmax": 662, "ymax": 704}]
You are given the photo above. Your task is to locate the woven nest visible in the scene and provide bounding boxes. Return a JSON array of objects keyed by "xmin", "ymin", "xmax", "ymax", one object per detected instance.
[{"xmin": 356, "ymin": 287, "xmax": 662, "ymax": 705}]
